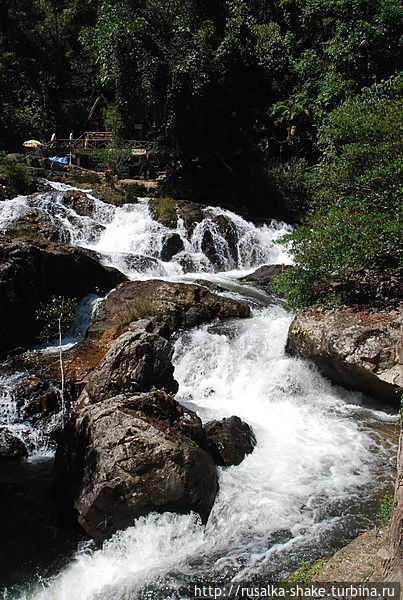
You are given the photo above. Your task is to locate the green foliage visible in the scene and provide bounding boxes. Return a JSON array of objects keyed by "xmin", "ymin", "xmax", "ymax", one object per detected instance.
[
  {"xmin": 0, "ymin": 153, "xmax": 32, "ymax": 194},
  {"xmin": 266, "ymin": 158, "xmax": 310, "ymax": 221},
  {"xmin": 121, "ymin": 182, "xmax": 148, "ymax": 202},
  {"xmin": 377, "ymin": 494, "xmax": 394, "ymax": 523},
  {"xmin": 274, "ymin": 85, "xmax": 403, "ymax": 308},
  {"xmin": 149, "ymin": 197, "xmax": 176, "ymax": 221},
  {"xmin": 287, "ymin": 558, "xmax": 327, "ymax": 583},
  {"xmin": 35, "ymin": 296, "xmax": 77, "ymax": 343},
  {"xmin": 92, "ymin": 148, "xmax": 131, "ymax": 172},
  {"xmin": 0, "ymin": 0, "xmax": 98, "ymax": 150},
  {"xmin": 0, "ymin": 0, "xmax": 401, "ymax": 221}
]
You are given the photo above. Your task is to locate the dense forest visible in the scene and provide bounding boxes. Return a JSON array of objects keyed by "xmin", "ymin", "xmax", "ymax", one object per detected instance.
[{"xmin": 0, "ymin": 0, "xmax": 402, "ymax": 307}]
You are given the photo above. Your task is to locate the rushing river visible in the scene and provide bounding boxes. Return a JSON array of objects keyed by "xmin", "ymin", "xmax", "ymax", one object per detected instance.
[{"xmin": 0, "ymin": 183, "xmax": 397, "ymax": 600}]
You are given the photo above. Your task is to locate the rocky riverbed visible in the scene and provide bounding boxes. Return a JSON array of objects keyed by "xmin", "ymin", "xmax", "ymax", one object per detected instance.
[{"xmin": 0, "ymin": 181, "xmax": 401, "ymax": 598}]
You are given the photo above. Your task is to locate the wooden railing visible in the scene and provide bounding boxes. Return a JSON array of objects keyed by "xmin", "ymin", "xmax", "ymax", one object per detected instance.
[
  {"xmin": 72, "ymin": 133, "xmax": 154, "ymax": 153},
  {"xmin": 45, "ymin": 132, "xmax": 155, "ymax": 154}
]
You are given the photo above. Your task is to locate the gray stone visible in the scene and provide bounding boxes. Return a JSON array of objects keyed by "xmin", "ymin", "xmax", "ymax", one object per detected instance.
[
  {"xmin": 204, "ymin": 416, "xmax": 256, "ymax": 466},
  {"xmin": 286, "ymin": 307, "xmax": 403, "ymax": 402},
  {"xmin": 56, "ymin": 392, "xmax": 218, "ymax": 541}
]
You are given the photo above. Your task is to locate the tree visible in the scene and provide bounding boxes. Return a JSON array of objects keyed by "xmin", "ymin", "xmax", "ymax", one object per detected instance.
[{"xmin": 274, "ymin": 79, "xmax": 403, "ymax": 307}]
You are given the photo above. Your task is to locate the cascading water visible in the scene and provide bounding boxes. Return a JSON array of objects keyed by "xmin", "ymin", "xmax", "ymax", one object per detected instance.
[
  {"xmin": 0, "ymin": 372, "xmax": 50, "ymax": 457},
  {"xmin": 0, "ymin": 181, "xmax": 292, "ymax": 279},
  {"xmin": 0, "ymin": 184, "xmax": 397, "ymax": 600}
]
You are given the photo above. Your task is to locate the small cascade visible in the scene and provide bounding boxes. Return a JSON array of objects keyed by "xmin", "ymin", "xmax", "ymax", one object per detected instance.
[
  {"xmin": 0, "ymin": 182, "xmax": 397, "ymax": 599},
  {"xmin": 0, "ymin": 372, "xmax": 51, "ymax": 458},
  {"xmin": 37, "ymin": 293, "xmax": 101, "ymax": 354},
  {"xmin": 0, "ymin": 182, "xmax": 292, "ymax": 279}
]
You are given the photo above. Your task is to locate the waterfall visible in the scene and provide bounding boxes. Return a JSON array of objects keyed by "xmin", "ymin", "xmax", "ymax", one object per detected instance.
[
  {"xmin": 0, "ymin": 182, "xmax": 292, "ymax": 279},
  {"xmin": 0, "ymin": 184, "xmax": 397, "ymax": 600}
]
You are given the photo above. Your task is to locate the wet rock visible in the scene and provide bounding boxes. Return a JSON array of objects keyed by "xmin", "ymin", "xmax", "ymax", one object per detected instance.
[
  {"xmin": 286, "ymin": 307, "xmax": 403, "ymax": 402},
  {"xmin": 207, "ymin": 212, "xmax": 239, "ymax": 262},
  {"xmin": 193, "ymin": 280, "xmax": 227, "ymax": 294},
  {"xmin": 239, "ymin": 264, "xmax": 290, "ymax": 289},
  {"xmin": 56, "ymin": 391, "xmax": 218, "ymax": 541},
  {"xmin": 61, "ymin": 190, "xmax": 96, "ymax": 217},
  {"xmin": 161, "ymin": 233, "xmax": 184, "ymax": 261},
  {"xmin": 204, "ymin": 416, "xmax": 256, "ymax": 466},
  {"xmin": 15, "ymin": 375, "xmax": 61, "ymax": 419},
  {"xmin": 123, "ymin": 254, "xmax": 160, "ymax": 273},
  {"xmin": 150, "ymin": 197, "xmax": 205, "ymax": 234},
  {"xmin": 0, "ymin": 429, "xmax": 28, "ymax": 460},
  {"xmin": 2, "ymin": 205, "xmax": 68, "ymax": 244},
  {"xmin": 0, "ymin": 240, "xmax": 127, "ymax": 353},
  {"xmin": 13, "ymin": 374, "xmax": 70, "ymax": 438},
  {"xmin": 87, "ymin": 279, "xmax": 250, "ymax": 344},
  {"xmin": 84, "ymin": 331, "xmax": 178, "ymax": 403},
  {"xmin": 201, "ymin": 229, "xmax": 221, "ymax": 268},
  {"xmin": 62, "ymin": 279, "xmax": 249, "ymax": 391}
]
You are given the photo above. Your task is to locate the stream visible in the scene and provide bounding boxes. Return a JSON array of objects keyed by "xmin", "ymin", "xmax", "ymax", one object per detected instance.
[{"xmin": 0, "ymin": 183, "xmax": 397, "ymax": 600}]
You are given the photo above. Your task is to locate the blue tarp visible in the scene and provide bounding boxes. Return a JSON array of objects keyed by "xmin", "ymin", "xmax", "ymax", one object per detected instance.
[{"xmin": 49, "ymin": 156, "xmax": 69, "ymax": 165}]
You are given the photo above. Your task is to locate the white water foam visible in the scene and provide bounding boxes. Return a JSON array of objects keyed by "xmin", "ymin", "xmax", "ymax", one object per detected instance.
[
  {"xmin": 0, "ymin": 372, "xmax": 52, "ymax": 458},
  {"xmin": 14, "ymin": 306, "xmax": 395, "ymax": 600},
  {"xmin": 0, "ymin": 183, "xmax": 292, "ymax": 279},
  {"xmin": 0, "ymin": 183, "xmax": 396, "ymax": 599}
]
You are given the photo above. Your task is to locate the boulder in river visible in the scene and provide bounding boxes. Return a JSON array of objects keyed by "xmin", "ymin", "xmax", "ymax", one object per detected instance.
[
  {"xmin": 89, "ymin": 279, "xmax": 250, "ymax": 341},
  {"xmin": 150, "ymin": 197, "xmax": 205, "ymax": 234},
  {"xmin": 286, "ymin": 307, "xmax": 403, "ymax": 402},
  {"xmin": 0, "ymin": 429, "xmax": 28, "ymax": 460},
  {"xmin": 204, "ymin": 416, "xmax": 256, "ymax": 466},
  {"xmin": 239, "ymin": 264, "xmax": 290, "ymax": 289},
  {"xmin": 56, "ymin": 391, "xmax": 218, "ymax": 541},
  {"xmin": 62, "ymin": 279, "xmax": 249, "ymax": 385},
  {"xmin": 0, "ymin": 240, "xmax": 127, "ymax": 353},
  {"xmin": 61, "ymin": 190, "xmax": 96, "ymax": 217},
  {"xmin": 84, "ymin": 330, "xmax": 178, "ymax": 403},
  {"xmin": 1, "ymin": 204, "xmax": 68, "ymax": 244},
  {"xmin": 161, "ymin": 233, "xmax": 184, "ymax": 261},
  {"xmin": 13, "ymin": 374, "xmax": 70, "ymax": 438}
]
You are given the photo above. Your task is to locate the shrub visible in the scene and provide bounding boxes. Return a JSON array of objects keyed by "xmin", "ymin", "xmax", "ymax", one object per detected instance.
[
  {"xmin": 274, "ymin": 88, "xmax": 403, "ymax": 309},
  {"xmin": 0, "ymin": 153, "xmax": 32, "ymax": 194},
  {"xmin": 121, "ymin": 182, "xmax": 148, "ymax": 202},
  {"xmin": 266, "ymin": 157, "xmax": 310, "ymax": 222},
  {"xmin": 36, "ymin": 296, "xmax": 77, "ymax": 343},
  {"xmin": 377, "ymin": 493, "xmax": 394, "ymax": 522},
  {"xmin": 149, "ymin": 197, "xmax": 176, "ymax": 222}
]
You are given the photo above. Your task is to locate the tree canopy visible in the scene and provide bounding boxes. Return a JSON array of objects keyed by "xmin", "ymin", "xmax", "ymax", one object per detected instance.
[{"xmin": 1, "ymin": 0, "xmax": 401, "ymax": 305}]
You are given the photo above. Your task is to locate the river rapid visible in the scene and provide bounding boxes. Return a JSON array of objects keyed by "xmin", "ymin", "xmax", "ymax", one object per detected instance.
[{"xmin": 0, "ymin": 183, "xmax": 397, "ymax": 600}]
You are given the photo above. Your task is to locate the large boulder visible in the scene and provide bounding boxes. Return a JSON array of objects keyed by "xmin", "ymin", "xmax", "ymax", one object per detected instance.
[
  {"xmin": 0, "ymin": 205, "xmax": 68, "ymax": 244},
  {"xmin": 150, "ymin": 197, "xmax": 205, "ymax": 234},
  {"xmin": 61, "ymin": 190, "xmax": 96, "ymax": 217},
  {"xmin": 0, "ymin": 429, "xmax": 28, "ymax": 460},
  {"xmin": 204, "ymin": 416, "xmax": 256, "ymax": 466},
  {"xmin": 239, "ymin": 264, "xmax": 290, "ymax": 289},
  {"xmin": 84, "ymin": 331, "xmax": 178, "ymax": 403},
  {"xmin": 88, "ymin": 279, "xmax": 250, "ymax": 342},
  {"xmin": 0, "ymin": 240, "xmax": 127, "ymax": 353},
  {"xmin": 201, "ymin": 213, "xmax": 239, "ymax": 268},
  {"xmin": 56, "ymin": 392, "xmax": 218, "ymax": 541},
  {"xmin": 61, "ymin": 280, "xmax": 250, "ymax": 389},
  {"xmin": 161, "ymin": 233, "xmax": 184, "ymax": 261},
  {"xmin": 286, "ymin": 307, "xmax": 402, "ymax": 402}
]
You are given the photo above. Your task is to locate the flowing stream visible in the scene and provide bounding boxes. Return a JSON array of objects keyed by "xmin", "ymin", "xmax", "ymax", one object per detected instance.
[{"xmin": 0, "ymin": 184, "xmax": 397, "ymax": 599}]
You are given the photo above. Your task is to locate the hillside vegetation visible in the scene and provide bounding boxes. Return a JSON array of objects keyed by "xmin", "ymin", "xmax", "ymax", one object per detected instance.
[{"xmin": 0, "ymin": 0, "xmax": 401, "ymax": 305}]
